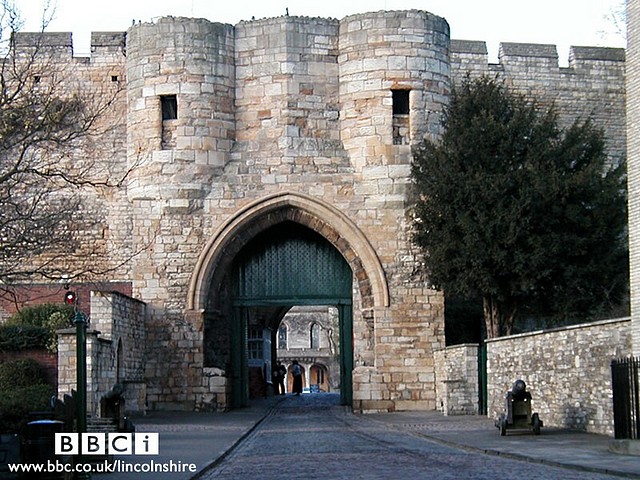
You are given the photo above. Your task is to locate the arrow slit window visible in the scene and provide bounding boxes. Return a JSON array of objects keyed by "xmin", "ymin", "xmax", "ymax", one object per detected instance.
[
  {"xmin": 160, "ymin": 95, "xmax": 177, "ymax": 150},
  {"xmin": 392, "ymin": 89, "xmax": 410, "ymax": 145}
]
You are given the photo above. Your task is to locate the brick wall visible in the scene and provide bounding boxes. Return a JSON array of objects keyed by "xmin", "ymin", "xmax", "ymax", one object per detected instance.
[{"xmin": 0, "ymin": 282, "xmax": 132, "ymax": 322}]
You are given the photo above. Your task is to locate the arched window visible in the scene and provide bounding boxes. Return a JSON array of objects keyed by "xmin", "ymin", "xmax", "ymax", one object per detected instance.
[
  {"xmin": 278, "ymin": 324, "xmax": 288, "ymax": 350},
  {"xmin": 310, "ymin": 323, "xmax": 320, "ymax": 349}
]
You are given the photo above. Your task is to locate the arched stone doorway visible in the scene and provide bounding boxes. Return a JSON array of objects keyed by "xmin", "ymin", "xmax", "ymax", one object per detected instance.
[
  {"xmin": 187, "ymin": 192, "xmax": 389, "ymax": 410},
  {"xmin": 231, "ymin": 222, "xmax": 352, "ymax": 406},
  {"xmin": 310, "ymin": 364, "xmax": 329, "ymax": 392}
]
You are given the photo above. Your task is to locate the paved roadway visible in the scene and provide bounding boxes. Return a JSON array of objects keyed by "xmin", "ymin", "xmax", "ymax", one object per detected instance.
[{"xmin": 200, "ymin": 394, "xmax": 624, "ymax": 480}]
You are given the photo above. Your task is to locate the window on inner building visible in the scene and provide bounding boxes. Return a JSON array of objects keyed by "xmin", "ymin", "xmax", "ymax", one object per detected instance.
[
  {"xmin": 310, "ymin": 323, "xmax": 320, "ymax": 349},
  {"xmin": 278, "ymin": 324, "xmax": 288, "ymax": 350},
  {"xmin": 160, "ymin": 95, "xmax": 178, "ymax": 120},
  {"xmin": 248, "ymin": 327, "xmax": 262, "ymax": 360}
]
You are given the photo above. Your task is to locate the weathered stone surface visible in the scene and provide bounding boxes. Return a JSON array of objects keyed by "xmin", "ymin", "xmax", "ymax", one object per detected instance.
[
  {"xmin": 15, "ymin": 9, "xmax": 626, "ymax": 413},
  {"xmin": 487, "ymin": 318, "xmax": 631, "ymax": 435}
]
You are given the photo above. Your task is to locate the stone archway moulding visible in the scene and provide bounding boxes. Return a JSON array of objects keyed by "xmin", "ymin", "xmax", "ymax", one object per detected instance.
[{"xmin": 187, "ymin": 191, "xmax": 390, "ymax": 311}]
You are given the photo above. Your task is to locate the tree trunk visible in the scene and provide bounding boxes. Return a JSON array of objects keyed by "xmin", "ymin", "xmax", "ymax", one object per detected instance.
[{"xmin": 482, "ymin": 295, "xmax": 517, "ymax": 338}]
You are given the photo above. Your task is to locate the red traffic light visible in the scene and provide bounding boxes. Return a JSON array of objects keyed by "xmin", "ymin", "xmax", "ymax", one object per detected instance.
[{"xmin": 64, "ymin": 291, "xmax": 77, "ymax": 305}]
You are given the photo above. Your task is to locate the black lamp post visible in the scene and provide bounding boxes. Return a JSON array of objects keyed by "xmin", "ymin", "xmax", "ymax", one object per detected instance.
[
  {"xmin": 75, "ymin": 309, "xmax": 90, "ymax": 479},
  {"xmin": 66, "ymin": 289, "xmax": 91, "ymax": 480}
]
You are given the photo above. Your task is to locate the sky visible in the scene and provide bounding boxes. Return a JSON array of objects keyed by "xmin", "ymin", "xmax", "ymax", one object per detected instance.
[{"xmin": 15, "ymin": 0, "xmax": 626, "ymax": 63}]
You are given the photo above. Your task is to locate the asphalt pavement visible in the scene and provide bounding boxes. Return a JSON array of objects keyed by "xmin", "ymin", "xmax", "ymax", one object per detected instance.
[{"xmin": 95, "ymin": 393, "xmax": 640, "ymax": 480}]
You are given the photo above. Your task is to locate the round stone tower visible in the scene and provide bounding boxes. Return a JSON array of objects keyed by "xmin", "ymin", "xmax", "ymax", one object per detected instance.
[
  {"xmin": 338, "ymin": 10, "xmax": 450, "ymax": 169},
  {"xmin": 125, "ymin": 17, "xmax": 235, "ymax": 207}
]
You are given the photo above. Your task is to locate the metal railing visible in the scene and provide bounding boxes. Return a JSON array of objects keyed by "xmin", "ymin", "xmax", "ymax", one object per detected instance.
[{"xmin": 611, "ymin": 357, "xmax": 640, "ymax": 439}]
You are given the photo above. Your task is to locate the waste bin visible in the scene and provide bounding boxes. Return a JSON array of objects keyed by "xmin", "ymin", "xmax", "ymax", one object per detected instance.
[
  {"xmin": 0, "ymin": 433, "xmax": 21, "ymax": 479},
  {"xmin": 22, "ymin": 419, "xmax": 65, "ymax": 479}
]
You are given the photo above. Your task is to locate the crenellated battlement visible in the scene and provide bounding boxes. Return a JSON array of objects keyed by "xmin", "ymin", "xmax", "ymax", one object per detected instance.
[
  {"xmin": 12, "ymin": 21, "xmax": 624, "ymax": 73},
  {"xmin": 10, "ymin": 11, "xmax": 625, "ymax": 182},
  {"xmin": 452, "ymin": 39, "xmax": 624, "ymax": 69},
  {"xmin": 12, "ymin": 30, "xmax": 126, "ymax": 60},
  {"xmin": 451, "ymin": 38, "xmax": 625, "ymax": 164},
  {"xmin": 12, "ymin": 31, "xmax": 73, "ymax": 49}
]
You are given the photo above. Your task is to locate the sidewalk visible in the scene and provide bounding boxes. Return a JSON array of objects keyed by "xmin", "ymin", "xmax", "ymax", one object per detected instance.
[
  {"xmin": 97, "ymin": 396, "xmax": 640, "ymax": 479},
  {"xmin": 364, "ymin": 410, "xmax": 640, "ymax": 479},
  {"xmin": 98, "ymin": 396, "xmax": 284, "ymax": 480}
]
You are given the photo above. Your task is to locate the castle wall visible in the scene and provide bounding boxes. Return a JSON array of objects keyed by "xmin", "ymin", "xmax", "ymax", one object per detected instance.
[
  {"xmin": 119, "ymin": 11, "xmax": 451, "ymax": 412},
  {"xmin": 13, "ymin": 10, "xmax": 628, "ymax": 412},
  {"xmin": 452, "ymin": 40, "xmax": 626, "ymax": 164},
  {"xmin": 10, "ymin": 30, "xmax": 132, "ymax": 279},
  {"xmin": 628, "ymin": 0, "xmax": 640, "ymax": 357}
]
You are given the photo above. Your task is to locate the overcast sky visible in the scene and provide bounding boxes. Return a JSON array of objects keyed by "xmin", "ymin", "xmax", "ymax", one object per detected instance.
[{"xmin": 16, "ymin": 0, "xmax": 626, "ymax": 63}]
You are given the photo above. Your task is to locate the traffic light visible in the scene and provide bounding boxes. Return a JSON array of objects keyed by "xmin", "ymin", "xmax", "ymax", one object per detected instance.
[{"xmin": 64, "ymin": 291, "xmax": 77, "ymax": 305}]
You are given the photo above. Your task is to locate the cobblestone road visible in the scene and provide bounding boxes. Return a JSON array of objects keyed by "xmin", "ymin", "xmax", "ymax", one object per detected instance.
[{"xmin": 200, "ymin": 394, "xmax": 623, "ymax": 480}]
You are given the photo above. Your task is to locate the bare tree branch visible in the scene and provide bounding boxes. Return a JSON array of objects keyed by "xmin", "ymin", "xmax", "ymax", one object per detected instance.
[{"xmin": 0, "ymin": 1, "xmax": 145, "ymax": 288}]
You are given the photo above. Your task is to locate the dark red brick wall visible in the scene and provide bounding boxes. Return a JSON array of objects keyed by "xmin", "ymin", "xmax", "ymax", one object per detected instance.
[{"xmin": 0, "ymin": 282, "xmax": 133, "ymax": 320}]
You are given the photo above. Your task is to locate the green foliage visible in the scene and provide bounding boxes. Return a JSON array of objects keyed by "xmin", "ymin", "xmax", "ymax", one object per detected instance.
[
  {"xmin": 43, "ymin": 311, "xmax": 75, "ymax": 351},
  {"xmin": 3, "ymin": 303, "xmax": 74, "ymax": 352},
  {"xmin": 0, "ymin": 324, "xmax": 49, "ymax": 351},
  {"xmin": 0, "ymin": 384, "xmax": 52, "ymax": 433},
  {"xmin": 412, "ymin": 75, "xmax": 628, "ymax": 338},
  {"xmin": 0, "ymin": 358, "xmax": 48, "ymax": 390},
  {"xmin": 444, "ymin": 295, "xmax": 483, "ymax": 345},
  {"xmin": 6, "ymin": 303, "xmax": 74, "ymax": 327},
  {"xmin": 0, "ymin": 360, "xmax": 52, "ymax": 432}
]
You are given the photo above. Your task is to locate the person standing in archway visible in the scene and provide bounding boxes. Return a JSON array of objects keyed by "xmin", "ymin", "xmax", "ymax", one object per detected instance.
[
  {"xmin": 273, "ymin": 361, "xmax": 287, "ymax": 395},
  {"xmin": 292, "ymin": 360, "xmax": 303, "ymax": 396}
]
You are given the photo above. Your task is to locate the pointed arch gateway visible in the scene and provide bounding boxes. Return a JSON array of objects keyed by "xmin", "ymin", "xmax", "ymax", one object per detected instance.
[
  {"xmin": 188, "ymin": 192, "xmax": 389, "ymax": 312},
  {"xmin": 187, "ymin": 192, "xmax": 389, "ymax": 407}
]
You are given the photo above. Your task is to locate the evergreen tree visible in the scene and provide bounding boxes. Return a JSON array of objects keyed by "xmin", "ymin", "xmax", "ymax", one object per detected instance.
[{"xmin": 411, "ymin": 76, "xmax": 627, "ymax": 338}]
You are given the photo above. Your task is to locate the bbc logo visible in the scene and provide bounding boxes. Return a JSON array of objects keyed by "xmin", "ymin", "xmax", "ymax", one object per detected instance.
[{"xmin": 55, "ymin": 433, "xmax": 159, "ymax": 455}]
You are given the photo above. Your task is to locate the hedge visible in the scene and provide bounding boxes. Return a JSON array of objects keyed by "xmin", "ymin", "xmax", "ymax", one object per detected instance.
[
  {"xmin": 1, "ymin": 303, "xmax": 75, "ymax": 352},
  {"xmin": 0, "ymin": 325, "xmax": 49, "ymax": 351},
  {"xmin": 0, "ymin": 360, "xmax": 52, "ymax": 433}
]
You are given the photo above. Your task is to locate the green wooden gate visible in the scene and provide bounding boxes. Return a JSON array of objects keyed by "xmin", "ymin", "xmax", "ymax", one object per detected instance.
[{"xmin": 231, "ymin": 223, "xmax": 353, "ymax": 407}]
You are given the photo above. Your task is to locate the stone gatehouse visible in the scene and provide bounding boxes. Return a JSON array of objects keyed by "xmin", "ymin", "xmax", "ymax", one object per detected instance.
[{"xmin": 11, "ymin": 10, "xmax": 625, "ymax": 414}]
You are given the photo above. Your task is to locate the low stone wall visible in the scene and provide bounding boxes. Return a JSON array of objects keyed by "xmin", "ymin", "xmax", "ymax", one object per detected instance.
[
  {"xmin": 486, "ymin": 318, "xmax": 632, "ymax": 435},
  {"xmin": 57, "ymin": 330, "xmax": 110, "ymax": 417},
  {"xmin": 434, "ymin": 344, "xmax": 479, "ymax": 415},
  {"xmin": 57, "ymin": 291, "xmax": 147, "ymax": 416}
]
